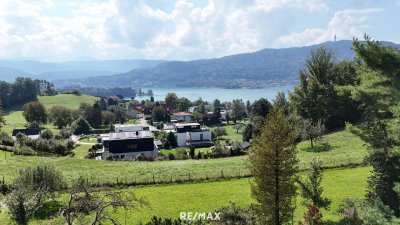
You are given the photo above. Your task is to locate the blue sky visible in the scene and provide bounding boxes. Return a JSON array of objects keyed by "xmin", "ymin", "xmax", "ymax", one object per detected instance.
[{"xmin": 0, "ymin": 0, "xmax": 398, "ymax": 61}]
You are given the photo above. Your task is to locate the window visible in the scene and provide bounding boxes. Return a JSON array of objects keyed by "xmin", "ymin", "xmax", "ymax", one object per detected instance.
[{"xmin": 200, "ymin": 134, "xmax": 203, "ymax": 140}]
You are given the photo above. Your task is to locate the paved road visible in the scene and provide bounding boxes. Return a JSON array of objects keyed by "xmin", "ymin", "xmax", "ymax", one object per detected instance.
[
  {"xmin": 139, "ymin": 118, "xmax": 159, "ymax": 132},
  {"xmin": 70, "ymin": 135, "xmax": 96, "ymax": 146}
]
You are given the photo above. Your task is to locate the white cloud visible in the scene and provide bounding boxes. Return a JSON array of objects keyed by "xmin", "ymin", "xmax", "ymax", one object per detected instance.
[
  {"xmin": 276, "ymin": 8, "xmax": 382, "ymax": 47},
  {"xmin": 0, "ymin": 0, "xmax": 389, "ymax": 61}
]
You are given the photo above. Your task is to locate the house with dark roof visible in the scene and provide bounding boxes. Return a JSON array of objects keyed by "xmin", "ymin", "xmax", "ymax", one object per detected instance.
[
  {"xmin": 12, "ymin": 128, "xmax": 41, "ymax": 140},
  {"xmin": 96, "ymin": 130, "xmax": 159, "ymax": 160}
]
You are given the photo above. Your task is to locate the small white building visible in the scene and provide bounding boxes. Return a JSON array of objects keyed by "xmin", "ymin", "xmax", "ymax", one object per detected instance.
[
  {"xmin": 169, "ymin": 122, "xmax": 212, "ymax": 147},
  {"xmin": 171, "ymin": 112, "xmax": 193, "ymax": 122},
  {"xmin": 96, "ymin": 131, "xmax": 159, "ymax": 160},
  {"xmin": 114, "ymin": 124, "xmax": 149, "ymax": 133}
]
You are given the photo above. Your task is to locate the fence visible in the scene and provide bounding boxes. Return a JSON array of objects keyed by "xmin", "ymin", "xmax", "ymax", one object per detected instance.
[{"xmin": 0, "ymin": 156, "xmax": 367, "ymax": 189}]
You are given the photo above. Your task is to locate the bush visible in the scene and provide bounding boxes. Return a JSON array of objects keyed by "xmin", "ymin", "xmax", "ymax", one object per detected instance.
[
  {"xmin": 40, "ymin": 129, "xmax": 54, "ymax": 140},
  {"xmin": 0, "ymin": 131, "xmax": 14, "ymax": 146},
  {"xmin": 13, "ymin": 146, "xmax": 37, "ymax": 156},
  {"xmin": 71, "ymin": 117, "xmax": 91, "ymax": 135},
  {"xmin": 175, "ymin": 148, "xmax": 189, "ymax": 160},
  {"xmin": 212, "ymin": 127, "xmax": 227, "ymax": 140},
  {"xmin": 168, "ymin": 152, "xmax": 175, "ymax": 160}
]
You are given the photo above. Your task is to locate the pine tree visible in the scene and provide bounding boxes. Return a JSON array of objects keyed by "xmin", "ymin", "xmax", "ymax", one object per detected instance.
[{"xmin": 249, "ymin": 110, "xmax": 298, "ymax": 225}]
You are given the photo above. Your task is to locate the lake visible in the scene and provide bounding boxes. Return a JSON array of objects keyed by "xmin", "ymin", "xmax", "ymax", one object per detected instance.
[{"xmin": 133, "ymin": 85, "xmax": 295, "ymax": 102}]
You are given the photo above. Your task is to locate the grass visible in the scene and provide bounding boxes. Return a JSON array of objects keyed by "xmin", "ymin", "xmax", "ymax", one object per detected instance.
[
  {"xmin": 1, "ymin": 94, "xmax": 98, "ymax": 134},
  {"xmin": 160, "ymin": 147, "xmax": 212, "ymax": 156},
  {"xmin": 0, "ymin": 129, "xmax": 368, "ymax": 186},
  {"xmin": 0, "ymin": 166, "xmax": 370, "ymax": 224},
  {"xmin": 211, "ymin": 124, "xmax": 244, "ymax": 142}
]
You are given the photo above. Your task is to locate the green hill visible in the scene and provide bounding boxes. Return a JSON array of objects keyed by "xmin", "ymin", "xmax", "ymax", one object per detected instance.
[{"xmin": 1, "ymin": 94, "xmax": 98, "ymax": 134}]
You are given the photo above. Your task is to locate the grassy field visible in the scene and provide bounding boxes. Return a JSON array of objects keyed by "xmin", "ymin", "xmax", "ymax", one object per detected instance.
[
  {"xmin": 0, "ymin": 129, "xmax": 368, "ymax": 186},
  {"xmin": 1, "ymin": 94, "xmax": 98, "ymax": 134},
  {"xmin": 0, "ymin": 166, "xmax": 371, "ymax": 224}
]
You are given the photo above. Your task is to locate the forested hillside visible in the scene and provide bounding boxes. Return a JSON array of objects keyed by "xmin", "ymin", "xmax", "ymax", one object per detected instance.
[{"xmin": 57, "ymin": 40, "xmax": 399, "ymax": 88}]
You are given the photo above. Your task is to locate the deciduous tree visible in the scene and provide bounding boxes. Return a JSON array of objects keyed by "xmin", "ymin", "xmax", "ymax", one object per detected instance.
[{"xmin": 22, "ymin": 101, "xmax": 48, "ymax": 125}]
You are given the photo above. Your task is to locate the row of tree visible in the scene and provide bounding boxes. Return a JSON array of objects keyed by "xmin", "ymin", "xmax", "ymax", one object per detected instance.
[{"xmin": 0, "ymin": 77, "xmax": 57, "ymax": 109}]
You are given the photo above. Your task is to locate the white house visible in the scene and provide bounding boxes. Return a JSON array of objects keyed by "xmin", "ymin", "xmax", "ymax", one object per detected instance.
[
  {"xmin": 12, "ymin": 128, "xmax": 41, "ymax": 140},
  {"xmin": 114, "ymin": 124, "xmax": 149, "ymax": 133},
  {"xmin": 170, "ymin": 112, "xmax": 193, "ymax": 122},
  {"xmin": 96, "ymin": 131, "xmax": 159, "ymax": 160},
  {"xmin": 170, "ymin": 122, "xmax": 212, "ymax": 147}
]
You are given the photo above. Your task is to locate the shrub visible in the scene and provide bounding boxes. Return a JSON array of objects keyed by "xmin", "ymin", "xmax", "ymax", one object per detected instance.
[
  {"xmin": 168, "ymin": 152, "xmax": 175, "ymax": 160},
  {"xmin": 212, "ymin": 127, "xmax": 227, "ymax": 139},
  {"xmin": 40, "ymin": 129, "xmax": 54, "ymax": 140},
  {"xmin": 0, "ymin": 131, "xmax": 14, "ymax": 146},
  {"xmin": 71, "ymin": 117, "xmax": 91, "ymax": 135},
  {"xmin": 175, "ymin": 148, "xmax": 189, "ymax": 160}
]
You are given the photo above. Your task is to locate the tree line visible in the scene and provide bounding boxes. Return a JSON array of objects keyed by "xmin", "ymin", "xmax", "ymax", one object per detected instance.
[{"xmin": 0, "ymin": 77, "xmax": 57, "ymax": 109}]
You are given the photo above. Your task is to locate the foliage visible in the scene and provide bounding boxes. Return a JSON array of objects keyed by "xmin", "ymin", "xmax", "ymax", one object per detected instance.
[
  {"xmin": 22, "ymin": 101, "xmax": 48, "ymax": 124},
  {"xmin": 0, "ymin": 101, "xmax": 5, "ymax": 127},
  {"xmin": 166, "ymin": 132, "xmax": 177, "ymax": 149},
  {"xmin": 242, "ymin": 124, "xmax": 253, "ymax": 142},
  {"xmin": 0, "ymin": 131, "xmax": 14, "ymax": 146},
  {"xmin": 212, "ymin": 201, "xmax": 260, "ymax": 225},
  {"xmin": 108, "ymin": 105, "xmax": 127, "ymax": 124},
  {"xmin": 297, "ymin": 160, "xmax": 331, "ymax": 210},
  {"xmin": 177, "ymin": 97, "xmax": 191, "ymax": 112},
  {"xmin": 300, "ymin": 204, "xmax": 323, "ymax": 225},
  {"xmin": 101, "ymin": 110, "xmax": 115, "ymax": 126},
  {"xmin": 71, "ymin": 117, "xmax": 92, "ymax": 135},
  {"xmin": 40, "ymin": 129, "xmax": 54, "ymax": 140},
  {"xmin": 79, "ymin": 102, "xmax": 102, "ymax": 128},
  {"xmin": 5, "ymin": 165, "xmax": 64, "ymax": 225},
  {"xmin": 165, "ymin": 93, "xmax": 178, "ymax": 108},
  {"xmin": 230, "ymin": 100, "xmax": 247, "ymax": 123},
  {"xmin": 272, "ymin": 92, "xmax": 290, "ymax": 115},
  {"xmin": 251, "ymin": 98, "xmax": 272, "ymax": 118},
  {"xmin": 175, "ymin": 148, "xmax": 189, "ymax": 160},
  {"xmin": 60, "ymin": 176, "xmax": 145, "ymax": 225},
  {"xmin": 249, "ymin": 110, "xmax": 298, "ymax": 225},
  {"xmin": 300, "ymin": 119, "xmax": 326, "ymax": 149},
  {"xmin": 49, "ymin": 106, "xmax": 74, "ymax": 128},
  {"xmin": 212, "ymin": 127, "xmax": 227, "ymax": 139},
  {"xmin": 152, "ymin": 106, "xmax": 167, "ymax": 122},
  {"xmin": 290, "ymin": 47, "xmax": 361, "ymax": 130}
]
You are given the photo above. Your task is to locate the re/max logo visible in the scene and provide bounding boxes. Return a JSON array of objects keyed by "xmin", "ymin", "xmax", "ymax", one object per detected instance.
[{"xmin": 180, "ymin": 212, "xmax": 221, "ymax": 221}]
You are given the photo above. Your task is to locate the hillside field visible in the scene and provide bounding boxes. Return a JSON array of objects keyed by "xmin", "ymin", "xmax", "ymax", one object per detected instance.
[
  {"xmin": 1, "ymin": 94, "xmax": 98, "ymax": 134},
  {"xmin": 0, "ymin": 166, "xmax": 371, "ymax": 224},
  {"xmin": 0, "ymin": 128, "xmax": 368, "ymax": 186}
]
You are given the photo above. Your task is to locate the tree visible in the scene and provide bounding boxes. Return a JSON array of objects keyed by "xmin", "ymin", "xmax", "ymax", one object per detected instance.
[
  {"xmin": 5, "ymin": 165, "xmax": 64, "ymax": 225},
  {"xmin": 49, "ymin": 106, "xmax": 73, "ymax": 128},
  {"xmin": 249, "ymin": 110, "xmax": 298, "ymax": 225},
  {"xmin": 272, "ymin": 92, "xmax": 290, "ymax": 115},
  {"xmin": 242, "ymin": 123, "xmax": 254, "ymax": 142},
  {"xmin": 60, "ymin": 177, "xmax": 145, "ymax": 225},
  {"xmin": 165, "ymin": 93, "xmax": 178, "ymax": 108},
  {"xmin": 251, "ymin": 98, "xmax": 272, "ymax": 118},
  {"xmin": 212, "ymin": 127, "xmax": 227, "ymax": 139},
  {"xmin": 40, "ymin": 129, "xmax": 54, "ymax": 140},
  {"xmin": 152, "ymin": 106, "xmax": 166, "ymax": 122},
  {"xmin": 0, "ymin": 100, "xmax": 5, "ymax": 128},
  {"xmin": 349, "ymin": 37, "xmax": 400, "ymax": 216},
  {"xmin": 109, "ymin": 105, "xmax": 127, "ymax": 124},
  {"xmin": 22, "ymin": 101, "xmax": 48, "ymax": 124},
  {"xmin": 71, "ymin": 117, "xmax": 91, "ymax": 135},
  {"xmin": 300, "ymin": 119, "xmax": 326, "ymax": 149},
  {"xmin": 231, "ymin": 100, "xmax": 247, "ymax": 123},
  {"xmin": 101, "ymin": 111, "xmax": 115, "ymax": 126},
  {"xmin": 177, "ymin": 97, "xmax": 191, "ymax": 112},
  {"xmin": 166, "ymin": 132, "xmax": 177, "ymax": 148},
  {"xmin": 290, "ymin": 47, "xmax": 361, "ymax": 130},
  {"xmin": 79, "ymin": 103, "xmax": 102, "ymax": 128},
  {"xmin": 297, "ymin": 160, "xmax": 331, "ymax": 210},
  {"xmin": 233, "ymin": 123, "xmax": 244, "ymax": 133}
]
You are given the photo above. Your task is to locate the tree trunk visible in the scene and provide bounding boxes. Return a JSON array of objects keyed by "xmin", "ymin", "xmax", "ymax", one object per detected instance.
[{"xmin": 310, "ymin": 138, "xmax": 314, "ymax": 149}]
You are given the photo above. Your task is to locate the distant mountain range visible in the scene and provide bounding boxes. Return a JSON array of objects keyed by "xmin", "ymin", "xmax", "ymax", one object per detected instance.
[
  {"xmin": 1, "ymin": 40, "xmax": 399, "ymax": 88},
  {"xmin": 0, "ymin": 59, "xmax": 166, "ymax": 82}
]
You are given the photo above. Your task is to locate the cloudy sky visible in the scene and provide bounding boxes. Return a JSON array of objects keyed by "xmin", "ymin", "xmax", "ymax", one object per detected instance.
[{"xmin": 0, "ymin": 0, "xmax": 398, "ymax": 61}]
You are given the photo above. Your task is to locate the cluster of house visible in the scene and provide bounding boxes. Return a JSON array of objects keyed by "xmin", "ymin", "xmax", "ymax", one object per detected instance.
[{"xmin": 95, "ymin": 121, "xmax": 212, "ymax": 160}]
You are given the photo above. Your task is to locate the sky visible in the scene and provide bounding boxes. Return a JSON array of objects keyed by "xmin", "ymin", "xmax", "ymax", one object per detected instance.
[{"xmin": 0, "ymin": 0, "xmax": 398, "ymax": 61}]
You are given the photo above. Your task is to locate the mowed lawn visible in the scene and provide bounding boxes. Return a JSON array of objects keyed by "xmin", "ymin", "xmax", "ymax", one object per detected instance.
[
  {"xmin": 0, "ymin": 129, "xmax": 368, "ymax": 185},
  {"xmin": 0, "ymin": 166, "xmax": 370, "ymax": 225},
  {"xmin": 1, "ymin": 94, "xmax": 98, "ymax": 134}
]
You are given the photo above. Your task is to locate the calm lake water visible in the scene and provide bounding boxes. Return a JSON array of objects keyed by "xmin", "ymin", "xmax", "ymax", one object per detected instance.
[{"xmin": 134, "ymin": 85, "xmax": 295, "ymax": 102}]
